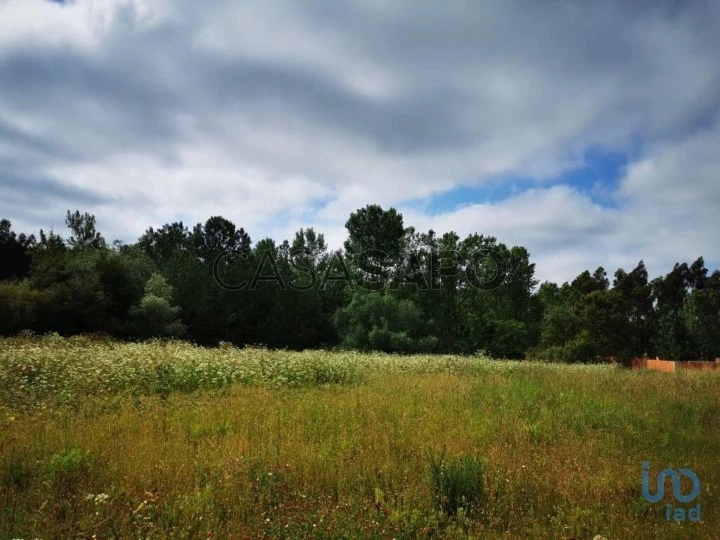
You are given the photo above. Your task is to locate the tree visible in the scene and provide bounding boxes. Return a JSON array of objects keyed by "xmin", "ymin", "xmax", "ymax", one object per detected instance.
[
  {"xmin": 613, "ymin": 261, "xmax": 653, "ymax": 356},
  {"xmin": 480, "ymin": 244, "xmax": 537, "ymax": 357},
  {"xmin": 652, "ymin": 262, "xmax": 689, "ymax": 313},
  {"xmin": 138, "ymin": 222, "xmax": 192, "ymax": 263},
  {"xmin": 572, "ymin": 267, "xmax": 609, "ymax": 295},
  {"xmin": 708, "ymin": 270, "xmax": 720, "ymax": 291},
  {"xmin": 245, "ymin": 236, "xmax": 328, "ymax": 349},
  {"xmin": 344, "ymin": 205, "xmax": 406, "ymax": 286},
  {"xmin": 533, "ymin": 267, "xmax": 633, "ymax": 362},
  {"xmin": 0, "ymin": 281, "xmax": 46, "ymax": 335},
  {"xmin": 192, "ymin": 216, "xmax": 251, "ymax": 262},
  {"xmin": 652, "ymin": 262, "xmax": 692, "ymax": 359},
  {"xmin": 35, "ymin": 229, "xmax": 66, "ymax": 253},
  {"xmin": 7, "ymin": 207, "xmax": 720, "ymax": 361},
  {"xmin": 291, "ymin": 228, "xmax": 328, "ymax": 274},
  {"xmin": 687, "ymin": 257, "xmax": 708, "ymax": 290},
  {"xmin": 27, "ymin": 247, "xmax": 113, "ymax": 335},
  {"xmin": 448, "ymin": 234, "xmax": 536, "ymax": 357},
  {"xmin": 65, "ymin": 210, "xmax": 106, "ymax": 250},
  {"xmin": 333, "ymin": 290, "xmax": 438, "ymax": 353},
  {"xmin": 96, "ymin": 247, "xmax": 154, "ymax": 334},
  {"xmin": 536, "ymin": 283, "xmax": 580, "ymax": 342},
  {"xmin": 683, "ymin": 288, "xmax": 720, "ymax": 360},
  {"xmin": 575, "ymin": 289, "xmax": 631, "ymax": 360},
  {"xmin": 656, "ymin": 309, "xmax": 694, "ymax": 360},
  {"xmin": 130, "ymin": 273, "xmax": 186, "ymax": 339},
  {"xmin": 0, "ymin": 219, "xmax": 35, "ymax": 280}
]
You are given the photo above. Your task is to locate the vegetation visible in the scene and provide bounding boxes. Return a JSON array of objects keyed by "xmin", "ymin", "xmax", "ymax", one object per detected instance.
[
  {"xmin": 428, "ymin": 449, "xmax": 485, "ymax": 517},
  {"xmin": 1, "ymin": 336, "xmax": 718, "ymax": 538},
  {"xmin": 2, "ymin": 206, "xmax": 718, "ymax": 536},
  {"xmin": 2, "ymin": 206, "xmax": 719, "ymax": 361}
]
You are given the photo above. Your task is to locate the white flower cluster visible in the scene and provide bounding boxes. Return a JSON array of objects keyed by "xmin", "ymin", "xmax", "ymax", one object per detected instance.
[
  {"xmin": 85, "ymin": 493, "xmax": 110, "ymax": 505},
  {"xmin": 0, "ymin": 333, "xmax": 618, "ymax": 408}
]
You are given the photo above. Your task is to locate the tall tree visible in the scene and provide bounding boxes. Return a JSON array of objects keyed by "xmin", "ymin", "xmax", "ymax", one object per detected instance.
[
  {"xmin": 192, "ymin": 216, "xmax": 251, "ymax": 262},
  {"xmin": 536, "ymin": 283, "xmax": 582, "ymax": 352},
  {"xmin": 687, "ymin": 257, "xmax": 708, "ymax": 290},
  {"xmin": 613, "ymin": 261, "xmax": 653, "ymax": 356},
  {"xmin": 572, "ymin": 267, "xmax": 609, "ymax": 295},
  {"xmin": 65, "ymin": 210, "xmax": 106, "ymax": 250},
  {"xmin": 683, "ymin": 287, "xmax": 720, "ymax": 360},
  {"xmin": 0, "ymin": 219, "xmax": 35, "ymax": 280},
  {"xmin": 652, "ymin": 262, "xmax": 689, "ymax": 313},
  {"xmin": 652, "ymin": 262, "xmax": 692, "ymax": 359},
  {"xmin": 344, "ymin": 205, "xmax": 406, "ymax": 287},
  {"xmin": 138, "ymin": 222, "xmax": 192, "ymax": 264}
]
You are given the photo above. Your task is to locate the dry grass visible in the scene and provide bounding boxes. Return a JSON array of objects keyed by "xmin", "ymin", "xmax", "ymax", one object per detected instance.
[{"xmin": 1, "ymin": 335, "xmax": 718, "ymax": 538}]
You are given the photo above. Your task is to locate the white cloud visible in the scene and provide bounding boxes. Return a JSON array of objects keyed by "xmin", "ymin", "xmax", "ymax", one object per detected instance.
[
  {"xmin": 399, "ymin": 122, "xmax": 720, "ymax": 284},
  {"xmin": 0, "ymin": 0, "xmax": 167, "ymax": 50},
  {"xmin": 1, "ymin": 0, "xmax": 719, "ymax": 283}
]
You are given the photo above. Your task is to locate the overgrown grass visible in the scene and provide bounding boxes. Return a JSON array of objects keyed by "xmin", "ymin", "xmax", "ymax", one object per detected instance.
[
  {"xmin": 428, "ymin": 448, "xmax": 485, "ymax": 517},
  {"xmin": 1, "ymin": 335, "xmax": 718, "ymax": 538}
]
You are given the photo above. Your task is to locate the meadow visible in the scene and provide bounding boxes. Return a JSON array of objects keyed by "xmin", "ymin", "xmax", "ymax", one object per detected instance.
[{"xmin": 1, "ymin": 334, "xmax": 718, "ymax": 539}]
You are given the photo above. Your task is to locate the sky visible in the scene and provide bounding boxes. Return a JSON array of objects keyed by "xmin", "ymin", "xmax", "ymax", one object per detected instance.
[{"xmin": 1, "ymin": 0, "xmax": 719, "ymax": 285}]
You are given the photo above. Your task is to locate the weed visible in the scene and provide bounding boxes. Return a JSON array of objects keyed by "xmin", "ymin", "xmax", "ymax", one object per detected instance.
[{"xmin": 428, "ymin": 448, "xmax": 485, "ymax": 517}]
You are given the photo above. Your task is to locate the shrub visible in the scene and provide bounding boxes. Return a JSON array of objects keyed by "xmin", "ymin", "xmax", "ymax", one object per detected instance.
[{"xmin": 428, "ymin": 448, "xmax": 485, "ymax": 516}]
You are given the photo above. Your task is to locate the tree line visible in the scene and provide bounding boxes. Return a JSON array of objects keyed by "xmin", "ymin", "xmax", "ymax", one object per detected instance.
[{"xmin": 1, "ymin": 206, "xmax": 719, "ymax": 361}]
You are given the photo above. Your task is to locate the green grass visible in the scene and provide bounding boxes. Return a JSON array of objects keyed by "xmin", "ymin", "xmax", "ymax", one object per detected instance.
[{"xmin": 1, "ymin": 335, "xmax": 718, "ymax": 538}]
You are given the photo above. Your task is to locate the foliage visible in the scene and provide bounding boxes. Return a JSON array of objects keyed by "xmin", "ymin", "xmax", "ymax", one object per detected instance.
[
  {"xmin": 0, "ymin": 219, "xmax": 34, "ymax": 281},
  {"xmin": 333, "ymin": 290, "xmax": 438, "ymax": 353},
  {"xmin": 1, "ymin": 208, "xmax": 719, "ymax": 361},
  {"xmin": 65, "ymin": 210, "xmax": 106, "ymax": 250},
  {"xmin": 534, "ymin": 258, "xmax": 720, "ymax": 361},
  {"xmin": 1, "ymin": 338, "xmax": 718, "ymax": 538},
  {"xmin": 344, "ymin": 204, "xmax": 406, "ymax": 274},
  {"xmin": 48, "ymin": 448, "xmax": 96, "ymax": 497},
  {"xmin": 683, "ymin": 287, "xmax": 720, "ymax": 360},
  {"xmin": 129, "ymin": 274, "xmax": 187, "ymax": 339},
  {"xmin": 0, "ymin": 335, "xmax": 498, "ymax": 407},
  {"xmin": 428, "ymin": 449, "xmax": 485, "ymax": 516}
]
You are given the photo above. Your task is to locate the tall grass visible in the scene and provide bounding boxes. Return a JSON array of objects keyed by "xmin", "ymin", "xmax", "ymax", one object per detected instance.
[
  {"xmin": 428, "ymin": 448, "xmax": 485, "ymax": 517},
  {"xmin": 1, "ymin": 335, "xmax": 718, "ymax": 538}
]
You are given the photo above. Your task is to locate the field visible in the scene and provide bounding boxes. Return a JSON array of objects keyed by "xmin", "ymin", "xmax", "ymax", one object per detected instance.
[{"xmin": 1, "ymin": 335, "xmax": 719, "ymax": 539}]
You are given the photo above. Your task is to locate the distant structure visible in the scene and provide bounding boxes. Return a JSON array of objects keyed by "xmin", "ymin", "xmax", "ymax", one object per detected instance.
[{"xmin": 628, "ymin": 358, "xmax": 720, "ymax": 373}]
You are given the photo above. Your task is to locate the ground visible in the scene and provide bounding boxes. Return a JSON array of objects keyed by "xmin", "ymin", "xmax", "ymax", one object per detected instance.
[{"xmin": 1, "ymin": 335, "xmax": 718, "ymax": 538}]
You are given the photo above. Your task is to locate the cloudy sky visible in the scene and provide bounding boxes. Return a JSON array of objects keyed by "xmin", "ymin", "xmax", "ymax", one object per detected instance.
[{"xmin": 1, "ymin": 0, "xmax": 719, "ymax": 284}]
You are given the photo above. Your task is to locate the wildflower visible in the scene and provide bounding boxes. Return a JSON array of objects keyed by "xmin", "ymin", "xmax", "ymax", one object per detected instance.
[{"xmin": 86, "ymin": 493, "xmax": 110, "ymax": 505}]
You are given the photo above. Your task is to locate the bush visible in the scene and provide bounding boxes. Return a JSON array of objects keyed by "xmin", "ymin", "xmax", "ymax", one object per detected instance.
[
  {"xmin": 333, "ymin": 291, "xmax": 438, "ymax": 354},
  {"xmin": 428, "ymin": 448, "xmax": 485, "ymax": 516}
]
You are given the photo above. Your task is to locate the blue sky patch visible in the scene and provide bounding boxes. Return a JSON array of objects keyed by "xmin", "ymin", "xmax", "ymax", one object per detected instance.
[{"xmin": 406, "ymin": 148, "xmax": 629, "ymax": 215}]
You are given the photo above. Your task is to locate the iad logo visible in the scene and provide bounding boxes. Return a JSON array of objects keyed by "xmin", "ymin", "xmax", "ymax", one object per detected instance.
[{"xmin": 641, "ymin": 461, "xmax": 701, "ymax": 522}]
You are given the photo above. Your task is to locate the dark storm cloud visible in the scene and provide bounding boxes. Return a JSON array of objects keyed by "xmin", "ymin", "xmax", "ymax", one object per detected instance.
[
  {"xmin": 0, "ymin": 172, "xmax": 110, "ymax": 206},
  {"xmin": 0, "ymin": 118, "xmax": 80, "ymax": 162},
  {"xmin": 191, "ymin": 54, "xmax": 479, "ymax": 154},
  {"xmin": 0, "ymin": 44, "xmax": 185, "ymax": 165}
]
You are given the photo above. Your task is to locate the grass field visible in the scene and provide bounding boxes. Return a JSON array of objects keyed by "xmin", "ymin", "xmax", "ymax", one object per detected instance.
[{"xmin": 1, "ymin": 335, "xmax": 718, "ymax": 539}]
